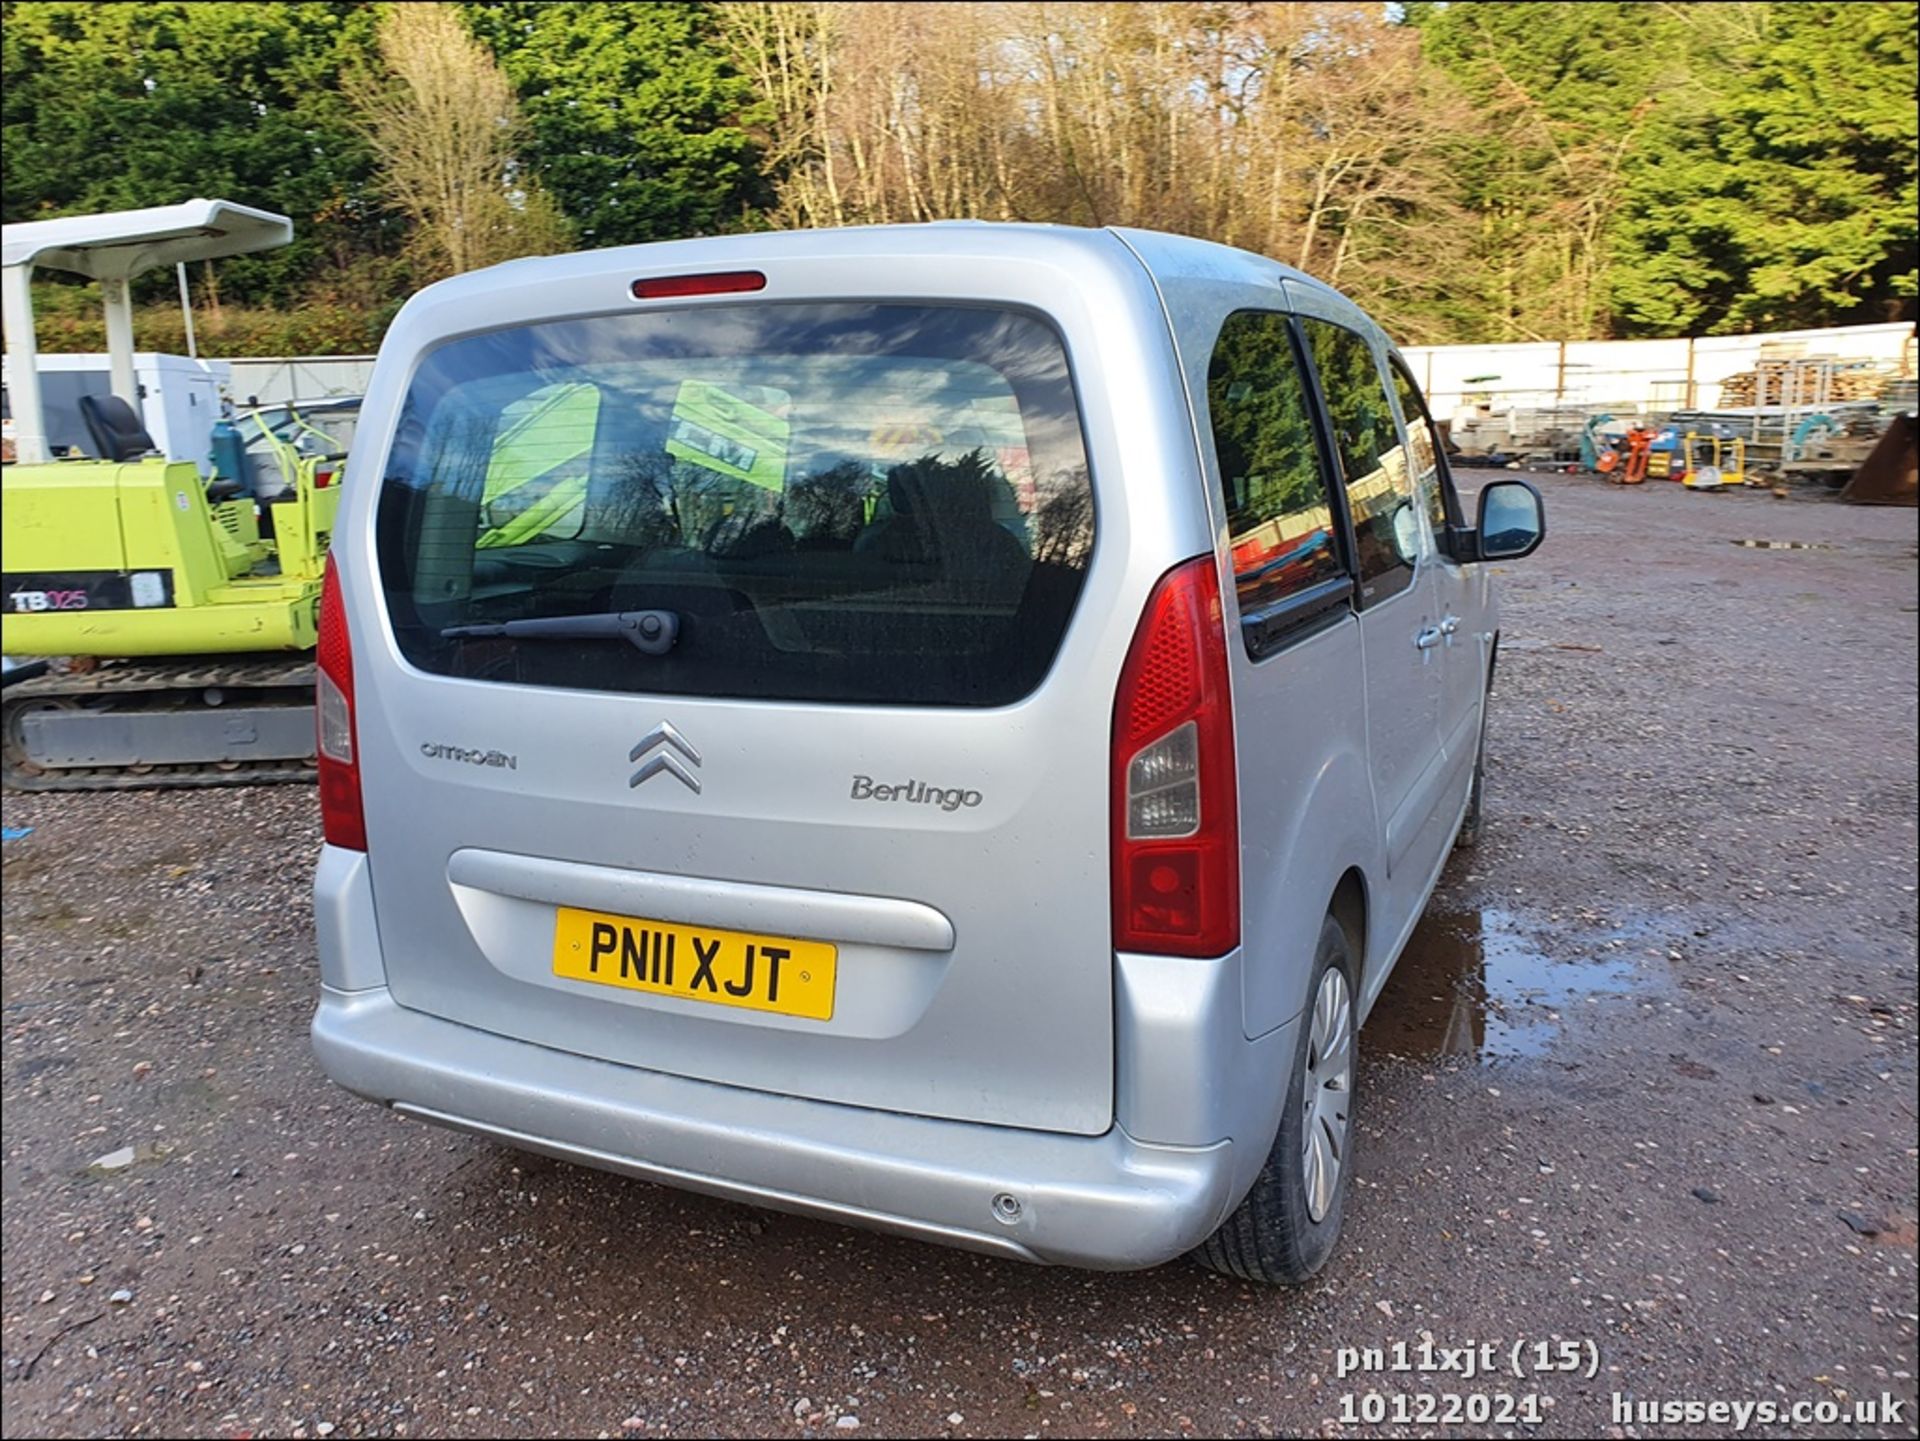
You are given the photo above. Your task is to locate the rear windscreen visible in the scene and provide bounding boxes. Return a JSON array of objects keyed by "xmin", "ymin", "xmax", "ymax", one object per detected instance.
[{"xmin": 374, "ymin": 303, "xmax": 1096, "ymax": 707}]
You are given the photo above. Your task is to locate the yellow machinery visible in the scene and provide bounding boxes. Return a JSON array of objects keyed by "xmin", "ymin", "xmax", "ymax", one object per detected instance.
[
  {"xmin": 1, "ymin": 199, "xmax": 344, "ymax": 789},
  {"xmin": 1683, "ymin": 432, "xmax": 1748, "ymax": 489}
]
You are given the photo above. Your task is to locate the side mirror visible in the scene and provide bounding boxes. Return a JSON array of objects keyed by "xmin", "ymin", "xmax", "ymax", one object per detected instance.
[{"xmin": 1469, "ymin": 479, "xmax": 1545, "ymax": 562}]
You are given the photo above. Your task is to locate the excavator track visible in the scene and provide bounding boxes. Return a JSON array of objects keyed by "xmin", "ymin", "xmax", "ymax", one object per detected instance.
[{"xmin": 3, "ymin": 656, "xmax": 319, "ymax": 792}]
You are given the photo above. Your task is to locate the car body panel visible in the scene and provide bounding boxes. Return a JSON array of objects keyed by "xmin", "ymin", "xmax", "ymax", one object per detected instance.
[
  {"xmin": 332, "ymin": 225, "xmax": 1222, "ymax": 1136},
  {"xmin": 313, "ymin": 221, "xmax": 1515, "ymax": 1269}
]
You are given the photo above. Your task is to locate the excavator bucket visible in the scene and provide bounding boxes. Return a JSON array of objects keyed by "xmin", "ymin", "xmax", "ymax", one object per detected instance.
[{"xmin": 1841, "ymin": 415, "xmax": 1918, "ymax": 506}]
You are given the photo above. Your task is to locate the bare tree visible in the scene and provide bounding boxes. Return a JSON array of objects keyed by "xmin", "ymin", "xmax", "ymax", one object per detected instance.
[
  {"xmin": 343, "ymin": 3, "xmax": 570, "ymax": 279},
  {"xmin": 719, "ymin": 3, "xmax": 846, "ymax": 226},
  {"xmin": 722, "ymin": 3, "xmax": 1488, "ymax": 340}
]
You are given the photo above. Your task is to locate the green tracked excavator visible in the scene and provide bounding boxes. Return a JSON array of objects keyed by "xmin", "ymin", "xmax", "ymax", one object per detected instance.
[{"xmin": 1, "ymin": 199, "xmax": 343, "ymax": 790}]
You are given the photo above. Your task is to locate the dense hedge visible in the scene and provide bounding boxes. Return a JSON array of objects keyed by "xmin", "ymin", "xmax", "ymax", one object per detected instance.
[{"xmin": 29, "ymin": 289, "xmax": 395, "ymax": 357}]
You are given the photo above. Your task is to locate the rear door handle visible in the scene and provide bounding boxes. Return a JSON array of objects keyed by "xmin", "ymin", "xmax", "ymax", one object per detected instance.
[
  {"xmin": 1415, "ymin": 626, "xmax": 1443, "ymax": 650},
  {"xmin": 1440, "ymin": 615, "xmax": 1460, "ymax": 635}
]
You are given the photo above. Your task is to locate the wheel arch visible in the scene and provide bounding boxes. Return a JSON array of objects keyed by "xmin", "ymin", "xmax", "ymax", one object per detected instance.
[{"xmin": 1329, "ymin": 865, "xmax": 1368, "ymax": 986}]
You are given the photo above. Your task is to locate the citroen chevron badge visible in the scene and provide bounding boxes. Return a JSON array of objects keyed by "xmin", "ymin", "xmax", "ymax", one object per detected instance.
[{"xmin": 629, "ymin": 722, "xmax": 702, "ymax": 792}]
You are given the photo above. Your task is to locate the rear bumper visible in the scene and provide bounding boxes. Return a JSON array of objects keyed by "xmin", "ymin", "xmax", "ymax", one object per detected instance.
[
  {"xmin": 311, "ymin": 844, "xmax": 1294, "ymax": 1270},
  {"xmin": 312, "ymin": 983, "xmax": 1238, "ymax": 1268}
]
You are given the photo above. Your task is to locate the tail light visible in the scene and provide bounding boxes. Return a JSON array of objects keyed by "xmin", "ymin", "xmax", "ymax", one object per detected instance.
[
  {"xmin": 1112, "ymin": 556, "xmax": 1239, "ymax": 956},
  {"xmin": 316, "ymin": 555, "xmax": 366, "ymax": 851}
]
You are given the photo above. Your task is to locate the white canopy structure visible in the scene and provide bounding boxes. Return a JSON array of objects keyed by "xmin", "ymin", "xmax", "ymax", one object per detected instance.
[{"xmin": 2, "ymin": 198, "xmax": 292, "ymax": 464}]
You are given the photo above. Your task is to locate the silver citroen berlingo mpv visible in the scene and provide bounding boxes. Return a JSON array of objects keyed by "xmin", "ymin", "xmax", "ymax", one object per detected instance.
[{"xmin": 310, "ymin": 223, "xmax": 1544, "ymax": 1284}]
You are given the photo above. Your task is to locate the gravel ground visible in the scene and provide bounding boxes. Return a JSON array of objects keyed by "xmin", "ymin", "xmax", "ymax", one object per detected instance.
[{"xmin": 2, "ymin": 476, "xmax": 1915, "ymax": 1440}]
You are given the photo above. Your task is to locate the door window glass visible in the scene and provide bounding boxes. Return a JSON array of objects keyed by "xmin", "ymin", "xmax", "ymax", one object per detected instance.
[
  {"xmin": 1300, "ymin": 318, "xmax": 1419, "ymax": 605},
  {"xmin": 1388, "ymin": 357, "xmax": 1453, "ymax": 543}
]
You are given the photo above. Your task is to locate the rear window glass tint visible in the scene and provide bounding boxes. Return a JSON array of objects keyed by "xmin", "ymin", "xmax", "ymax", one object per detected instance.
[{"xmin": 375, "ymin": 303, "xmax": 1096, "ymax": 707}]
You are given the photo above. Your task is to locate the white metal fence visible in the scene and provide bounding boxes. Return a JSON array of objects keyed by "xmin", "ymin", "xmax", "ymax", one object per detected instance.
[
  {"xmin": 1402, "ymin": 322, "xmax": 1916, "ymax": 421},
  {"xmin": 225, "ymin": 354, "xmax": 378, "ymax": 408},
  {"xmin": 215, "ymin": 322, "xmax": 1917, "ymax": 420}
]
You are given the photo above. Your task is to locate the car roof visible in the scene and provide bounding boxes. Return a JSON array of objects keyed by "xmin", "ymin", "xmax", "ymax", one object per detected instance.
[
  {"xmin": 393, "ymin": 221, "xmax": 1387, "ymax": 357},
  {"xmin": 432, "ymin": 221, "xmax": 1341, "ymax": 300}
]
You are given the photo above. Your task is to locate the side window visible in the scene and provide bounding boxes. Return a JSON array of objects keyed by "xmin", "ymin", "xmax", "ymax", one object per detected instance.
[
  {"xmin": 1299, "ymin": 318, "xmax": 1419, "ymax": 606},
  {"xmin": 1388, "ymin": 356, "xmax": 1454, "ymax": 544},
  {"xmin": 1205, "ymin": 311, "xmax": 1352, "ymax": 658}
]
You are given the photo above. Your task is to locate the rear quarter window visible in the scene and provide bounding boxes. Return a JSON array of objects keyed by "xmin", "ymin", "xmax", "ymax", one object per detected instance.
[
  {"xmin": 1204, "ymin": 311, "xmax": 1352, "ymax": 657},
  {"xmin": 375, "ymin": 303, "xmax": 1097, "ymax": 707}
]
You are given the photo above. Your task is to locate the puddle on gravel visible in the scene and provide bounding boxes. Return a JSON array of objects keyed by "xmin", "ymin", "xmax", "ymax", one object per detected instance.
[{"xmin": 1368, "ymin": 904, "xmax": 1655, "ymax": 1064}]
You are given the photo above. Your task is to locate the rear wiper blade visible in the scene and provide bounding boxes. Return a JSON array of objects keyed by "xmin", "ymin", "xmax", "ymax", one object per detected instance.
[{"xmin": 441, "ymin": 609, "xmax": 679, "ymax": 656}]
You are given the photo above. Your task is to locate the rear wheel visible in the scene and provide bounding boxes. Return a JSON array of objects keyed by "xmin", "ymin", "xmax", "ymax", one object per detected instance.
[{"xmin": 1193, "ymin": 915, "xmax": 1356, "ymax": 1285}]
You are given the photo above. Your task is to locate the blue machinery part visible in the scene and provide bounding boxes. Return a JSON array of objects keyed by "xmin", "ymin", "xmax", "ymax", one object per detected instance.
[
  {"xmin": 1580, "ymin": 413, "xmax": 1617, "ymax": 470},
  {"xmin": 1791, "ymin": 412, "xmax": 1837, "ymax": 448}
]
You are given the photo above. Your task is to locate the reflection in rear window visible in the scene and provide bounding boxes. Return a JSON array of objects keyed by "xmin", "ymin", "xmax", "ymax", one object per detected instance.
[{"xmin": 375, "ymin": 304, "xmax": 1096, "ymax": 706}]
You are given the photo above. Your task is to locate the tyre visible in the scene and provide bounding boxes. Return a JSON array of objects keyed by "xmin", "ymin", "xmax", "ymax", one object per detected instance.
[{"xmin": 1193, "ymin": 914, "xmax": 1356, "ymax": 1285}]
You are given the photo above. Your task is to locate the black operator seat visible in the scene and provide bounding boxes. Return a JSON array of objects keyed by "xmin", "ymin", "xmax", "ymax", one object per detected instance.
[{"xmin": 77, "ymin": 394, "xmax": 245, "ymax": 500}]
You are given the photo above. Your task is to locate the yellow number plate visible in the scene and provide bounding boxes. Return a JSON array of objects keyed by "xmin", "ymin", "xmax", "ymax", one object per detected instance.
[{"xmin": 552, "ymin": 907, "xmax": 836, "ymax": 1021}]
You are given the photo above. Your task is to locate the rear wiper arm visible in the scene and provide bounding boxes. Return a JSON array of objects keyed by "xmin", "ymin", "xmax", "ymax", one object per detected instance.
[{"xmin": 441, "ymin": 609, "xmax": 679, "ymax": 656}]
